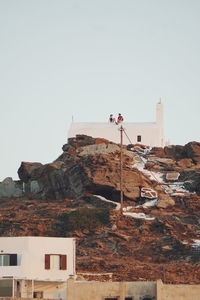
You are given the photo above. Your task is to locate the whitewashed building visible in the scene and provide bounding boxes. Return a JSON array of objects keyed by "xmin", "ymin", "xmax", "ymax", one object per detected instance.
[
  {"xmin": 68, "ymin": 101, "xmax": 164, "ymax": 147},
  {"xmin": 0, "ymin": 236, "xmax": 76, "ymax": 299}
]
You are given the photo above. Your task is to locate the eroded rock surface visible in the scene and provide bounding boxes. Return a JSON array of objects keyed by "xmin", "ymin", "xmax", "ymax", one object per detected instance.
[{"xmin": 0, "ymin": 135, "xmax": 200, "ymax": 284}]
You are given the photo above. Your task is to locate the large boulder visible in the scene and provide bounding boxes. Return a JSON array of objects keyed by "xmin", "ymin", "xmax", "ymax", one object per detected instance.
[
  {"xmin": 164, "ymin": 142, "xmax": 200, "ymax": 165},
  {"xmin": 180, "ymin": 169, "xmax": 200, "ymax": 195},
  {"xmin": 164, "ymin": 145, "xmax": 185, "ymax": 160},
  {"xmin": 177, "ymin": 158, "xmax": 193, "ymax": 169},
  {"xmin": 156, "ymin": 194, "xmax": 175, "ymax": 208},
  {"xmin": 184, "ymin": 142, "xmax": 200, "ymax": 164},
  {"xmin": 150, "ymin": 147, "xmax": 166, "ymax": 158},
  {"xmin": 17, "ymin": 137, "xmax": 152, "ymax": 201},
  {"xmin": 18, "ymin": 162, "xmax": 43, "ymax": 183}
]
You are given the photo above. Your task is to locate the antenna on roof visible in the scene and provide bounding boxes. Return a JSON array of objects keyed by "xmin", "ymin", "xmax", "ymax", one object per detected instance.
[{"xmin": 72, "ymin": 115, "xmax": 74, "ymax": 123}]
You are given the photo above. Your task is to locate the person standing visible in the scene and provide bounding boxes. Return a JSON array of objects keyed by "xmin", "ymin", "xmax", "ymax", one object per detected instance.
[
  {"xmin": 109, "ymin": 114, "xmax": 116, "ymax": 123},
  {"xmin": 117, "ymin": 113, "xmax": 124, "ymax": 124}
]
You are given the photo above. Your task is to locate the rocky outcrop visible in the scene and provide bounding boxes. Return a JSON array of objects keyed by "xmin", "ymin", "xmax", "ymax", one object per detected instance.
[
  {"xmin": 0, "ymin": 135, "xmax": 200, "ymax": 284},
  {"xmin": 0, "ymin": 136, "xmax": 196, "ymax": 201},
  {"xmin": 185, "ymin": 141, "xmax": 200, "ymax": 164},
  {"xmin": 18, "ymin": 162, "xmax": 43, "ymax": 183},
  {"xmin": 180, "ymin": 169, "xmax": 200, "ymax": 195},
  {"xmin": 164, "ymin": 141, "xmax": 200, "ymax": 164},
  {"xmin": 17, "ymin": 137, "xmax": 152, "ymax": 201}
]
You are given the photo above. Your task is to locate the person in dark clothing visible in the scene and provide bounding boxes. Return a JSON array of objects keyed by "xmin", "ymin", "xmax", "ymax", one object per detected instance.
[{"xmin": 109, "ymin": 114, "xmax": 116, "ymax": 123}]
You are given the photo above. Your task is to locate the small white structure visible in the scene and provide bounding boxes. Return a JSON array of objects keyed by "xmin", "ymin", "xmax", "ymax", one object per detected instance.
[
  {"xmin": 68, "ymin": 101, "xmax": 164, "ymax": 147},
  {"xmin": 0, "ymin": 236, "xmax": 76, "ymax": 299}
]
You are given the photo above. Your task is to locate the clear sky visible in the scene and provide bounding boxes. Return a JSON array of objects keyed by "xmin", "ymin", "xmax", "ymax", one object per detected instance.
[{"xmin": 0, "ymin": 0, "xmax": 200, "ymax": 181}]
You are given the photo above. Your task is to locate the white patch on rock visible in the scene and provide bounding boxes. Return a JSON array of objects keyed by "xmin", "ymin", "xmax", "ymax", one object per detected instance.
[
  {"xmin": 93, "ymin": 194, "xmax": 121, "ymax": 211},
  {"xmin": 123, "ymin": 212, "xmax": 155, "ymax": 221},
  {"xmin": 133, "ymin": 159, "xmax": 164, "ymax": 183},
  {"xmin": 136, "ymin": 199, "xmax": 157, "ymax": 208},
  {"xmin": 140, "ymin": 187, "xmax": 157, "ymax": 199},
  {"xmin": 192, "ymin": 240, "xmax": 200, "ymax": 247}
]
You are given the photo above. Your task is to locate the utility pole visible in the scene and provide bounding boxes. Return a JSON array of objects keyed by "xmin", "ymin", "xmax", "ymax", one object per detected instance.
[{"xmin": 120, "ymin": 125, "xmax": 124, "ymax": 214}]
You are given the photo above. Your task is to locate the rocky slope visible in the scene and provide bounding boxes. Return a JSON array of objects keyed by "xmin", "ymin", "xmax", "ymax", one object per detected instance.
[{"xmin": 0, "ymin": 135, "xmax": 200, "ymax": 283}]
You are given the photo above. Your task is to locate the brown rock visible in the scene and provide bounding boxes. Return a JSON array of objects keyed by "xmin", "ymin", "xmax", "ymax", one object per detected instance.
[
  {"xmin": 150, "ymin": 147, "xmax": 166, "ymax": 157},
  {"xmin": 164, "ymin": 145, "xmax": 185, "ymax": 160},
  {"xmin": 145, "ymin": 161, "xmax": 156, "ymax": 169},
  {"xmin": 180, "ymin": 169, "xmax": 200, "ymax": 195},
  {"xmin": 166, "ymin": 172, "xmax": 180, "ymax": 181},
  {"xmin": 18, "ymin": 162, "xmax": 43, "ymax": 183},
  {"xmin": 185, "ymin": 141, "xmax": 200, "ymax": 164},
  {"xmin": 157, "ymin": 194, "xmax": 175, "ymax": 208},
  {"xmin": 177, "ymin": 158, "xmax": 193, "ymax": 168}
]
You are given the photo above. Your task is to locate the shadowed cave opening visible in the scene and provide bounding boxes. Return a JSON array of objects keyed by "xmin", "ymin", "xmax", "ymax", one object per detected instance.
[{"xmin": 86, "ymin": 184, "xmax": 132, "ymax": 203}]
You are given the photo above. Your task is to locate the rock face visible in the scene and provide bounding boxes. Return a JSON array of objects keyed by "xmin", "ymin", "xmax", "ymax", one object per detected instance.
[
  {"xmin": 163, "ymin": 141, "xmax": 200, "ymax": 164},
  {"xmin": 0, "ymin": 136, "xmax": 197, "ymax": 200},
  {"xmin": 0, "ymin": 135, "xmax": 200, "ymax": 284},
  {"xmin": 17, "ymin": 135, "xmax": 153, "ymax": 201},
  {"xmin": 185, "ymin": 141, "xmax": 200, "ymax": 164}
]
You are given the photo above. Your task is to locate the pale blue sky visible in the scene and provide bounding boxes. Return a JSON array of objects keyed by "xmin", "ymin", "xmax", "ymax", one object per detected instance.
[{"xmin": 0, "ymin": 0, "xmax": 200, "ymax": 181}]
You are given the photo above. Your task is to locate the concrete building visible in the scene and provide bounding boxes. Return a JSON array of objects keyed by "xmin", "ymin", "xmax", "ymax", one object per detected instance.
[
  {"xmin": 68, "ymin": 101, "xmax": 164, "ymax": 147},
  {"xmin": 0, "ymin": 237, "xmax": 76, "ymax": 299}
]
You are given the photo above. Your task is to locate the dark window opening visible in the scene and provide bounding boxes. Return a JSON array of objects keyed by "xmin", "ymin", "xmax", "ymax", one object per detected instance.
[
  {"xmin": 137, "ymin": 135, "xmax": 142, "ymax": 142},
  {"xmin": 104, "ymin": 298, "xmax": 118, "ymax": 300},
  {"xmin": 125, "ymin": 298, "xmax": 133, "ymax": 300},
  {"xmin": 140, "ymin": 296, "xmax": 154, "ymax": 300}
]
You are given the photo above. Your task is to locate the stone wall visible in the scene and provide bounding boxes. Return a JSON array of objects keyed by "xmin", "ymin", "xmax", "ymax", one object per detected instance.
[
  {"xmin": 67, "ymin": 278, "xmax": 156, "ymax": 300},
  {"xmin": 0, "ymin": 177, "xmax": 23, "ymax": 198},
  {"xmin": 157, "ymin": 279, "xmax": 200, "ymax": 300},
  {"xmin": 67, "ymin": 278, "xmax": 200, "ymax": 300}
]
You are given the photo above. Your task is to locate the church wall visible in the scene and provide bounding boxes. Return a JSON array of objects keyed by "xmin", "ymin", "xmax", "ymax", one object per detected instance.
[{"xmin": 68, "ymin": 123, "xmax": 163, "ymax": 147}]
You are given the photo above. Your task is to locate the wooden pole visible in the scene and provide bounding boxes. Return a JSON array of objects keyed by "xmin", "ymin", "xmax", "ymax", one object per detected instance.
[{"xmin": 120, "ymin": 126, "xmax": 124, "ymax": 213}]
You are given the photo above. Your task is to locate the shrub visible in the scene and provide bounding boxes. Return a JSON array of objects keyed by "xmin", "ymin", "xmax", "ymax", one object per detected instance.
[{"xmin": 54, "ymin": 207, "xmax": 110, "ymax": 236}]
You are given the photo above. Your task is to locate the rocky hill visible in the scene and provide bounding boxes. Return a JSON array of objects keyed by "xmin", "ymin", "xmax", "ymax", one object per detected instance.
[{"xmin": 0, "ymin": 135, "xmax": 200, "ymax": 283}]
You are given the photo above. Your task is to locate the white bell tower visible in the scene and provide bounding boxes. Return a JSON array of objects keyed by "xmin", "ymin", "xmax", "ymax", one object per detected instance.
[{"xmin": 156, "ymin": 100, "xmax": 164, "ymax": 147}]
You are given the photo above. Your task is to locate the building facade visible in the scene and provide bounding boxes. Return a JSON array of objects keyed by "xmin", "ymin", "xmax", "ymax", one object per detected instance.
[
  {"xmin": 0, "ymin": 237, "xmax": 76, "ymax": 299},
  {"xmin": 68, "ymin": 102, "xmax": 164, "ymax": 147}
]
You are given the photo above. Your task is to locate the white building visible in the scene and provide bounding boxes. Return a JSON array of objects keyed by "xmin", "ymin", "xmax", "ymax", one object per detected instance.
[
  {"xmin": 68, "ymin": 101, "xmax": 164, "ymax": 147},
  {"xmin": 0, "ymin": 236, "xmax": 76, "ymax": 299}
]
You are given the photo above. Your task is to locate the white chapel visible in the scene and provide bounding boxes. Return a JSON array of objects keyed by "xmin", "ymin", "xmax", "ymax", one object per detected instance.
[{"xmin": 68, "ymin": 101, "xmax": 164, "ymax": 147}]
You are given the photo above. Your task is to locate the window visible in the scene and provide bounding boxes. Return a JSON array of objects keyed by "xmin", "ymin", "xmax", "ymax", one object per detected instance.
[
  {"xmin": 45, "ymin": 254, "xmax": 67, "ymax": 270},
  {"xmin": 0, "ymin": 255, "xmax": 9, "ymax": 266},
  {"xmin": 0, "ymin": 254, "xmax": 17, "ymax": 266},
  {"xmin": 137, "ymin": 135, "xmax": 142, "ymax": 142},
  {"xmin": 104, "ymin": 298, "xmax": 118, "ymax": 300},
  {"xmin": 125, "ymin": 298, "xmax": 133, "ymax": 300}
]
